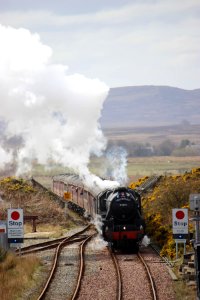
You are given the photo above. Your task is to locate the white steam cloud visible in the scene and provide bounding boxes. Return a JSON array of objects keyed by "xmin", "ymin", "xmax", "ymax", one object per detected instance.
[
  {"xmin": 105, "ymin": 146, "xmax": 128, "ymax": 185},
  {"xmin": 141, "ymin": 235, "xmax": 151, "ymax": 247},
  {"xmin": 0, "ymin": 24, "xmax": 114, "ymax": 188},
  {"xmin": 90, "ymin": 214, "xmax": 108, "ymax": 250}
]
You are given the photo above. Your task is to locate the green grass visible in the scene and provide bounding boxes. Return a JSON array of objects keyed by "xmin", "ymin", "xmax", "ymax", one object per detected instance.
[
  {"xmin": 127, "ymin": 156, "xmax": 200, "ymax": 177},
  {"xmin": 0, "ymin": 252, "xmax": 41, "ymax": 300},
  {"xmin": 173, "ymin": 276, "xmax": 196, "ymax": 300}
]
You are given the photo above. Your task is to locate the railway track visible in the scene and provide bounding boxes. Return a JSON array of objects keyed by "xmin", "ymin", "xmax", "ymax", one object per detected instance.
[
  {"xmin": 71, "ymin": 234, "xmax": 95, "ymax": 300},
  {"xmin": 150, "ymin": 243, "xmax": 174, "ymax": 268},
  {"xmin": 137, "ymin": 252, "xmax": 157, "ymax": 300},
  {"xmin": 20, "ymin": 232, "xmax": 174, "ymax": 299},
  {"xmin": 136, "ymin": 175, "xmax": 161, "ymax": 194},
  {"xmin": 17, "ymin": 235, "xmax": 88, "ymax": 256},
  {"xmin": 37, "ymin": 232, "xmax": 95, "ymax": 300},
  {"xmin": 109, "ymin": 249, "xmax": 122, "ymax": 300},
  {"xmin": 16, "ymin": 225, "xmax": 91, "ymax": 256},
  {"xmin": 18, "ymin": 225, "xmax": 95, "ymax": 300},
  {"xmin": 109, "ymin": 249, "xmax": 158, "ymax": 300}
]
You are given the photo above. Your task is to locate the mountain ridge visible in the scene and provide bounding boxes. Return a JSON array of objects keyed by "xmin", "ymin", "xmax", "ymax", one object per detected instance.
[{"xmin": 100, "ymin": 85, "xmax": 200, "ymax": 128}]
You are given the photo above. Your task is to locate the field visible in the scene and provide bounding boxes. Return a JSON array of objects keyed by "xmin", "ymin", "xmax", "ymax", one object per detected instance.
[
  {"xmin": 89, "ymin": 156, "xmax": 200, "ymax": 182},
  {"xmin": 127, "ymin": 156, "xmax": 200, "ymax": 176},
  {"xmin": 103, "ymin": 124, "xmax": 200, "ymax": 145}
]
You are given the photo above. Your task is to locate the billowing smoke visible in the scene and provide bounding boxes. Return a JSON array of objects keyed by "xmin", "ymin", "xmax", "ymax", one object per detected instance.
[
  {"xmin": 104, "ymin": 146, "xmax": 128, "ymax": 185},
  {"xmin": 0, "ymin": 24, "xmax": 120, "ymax": 189}
]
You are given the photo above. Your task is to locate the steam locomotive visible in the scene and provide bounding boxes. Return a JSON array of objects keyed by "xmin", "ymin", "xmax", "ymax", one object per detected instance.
[
  {"xmin": 52, "ymin": 174, "xmax": 145, "ymax": 251},
  {"xmin": 99, "ymin": 187, "xmax": 145, "ymax": 251}
]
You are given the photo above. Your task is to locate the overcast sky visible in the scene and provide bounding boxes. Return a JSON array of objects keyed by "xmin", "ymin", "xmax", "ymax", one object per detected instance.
[{"xmin": 0, "ymin": 0, "xmax": 199, "ymax": 89}]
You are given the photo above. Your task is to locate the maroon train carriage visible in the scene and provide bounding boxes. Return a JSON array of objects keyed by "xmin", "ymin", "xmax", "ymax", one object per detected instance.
[
  {"xmin": 52, "ymin": 174, "xmax": 97, "ymax": 217},
  {"xmin": 52, "ymin": 174, "xmax": 145, "ymax": 251}
]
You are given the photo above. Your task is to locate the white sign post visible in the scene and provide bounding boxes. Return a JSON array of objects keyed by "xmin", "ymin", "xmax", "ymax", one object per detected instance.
[
  {"xmin": 7, "ymin": 208, "xmax": 24, "ymax": 245},
  {"xmin": 172, "ymin": 208, "xmax": 188, "ymax": 259}
]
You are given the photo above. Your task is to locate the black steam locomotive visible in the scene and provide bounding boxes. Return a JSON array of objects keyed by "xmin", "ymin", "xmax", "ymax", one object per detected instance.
[
  {"xmin": 97, "ymin": 186, "xmax": 145, "ymax": 251},
  {"xmin": 52, "ymin": 174, "xmax": 145, "ymax": 251}
]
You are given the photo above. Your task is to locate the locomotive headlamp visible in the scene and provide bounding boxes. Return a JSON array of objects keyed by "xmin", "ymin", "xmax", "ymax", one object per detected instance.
[{"xmin": 123, "ymin": 226, "xmax": 126, "ymax": 230}]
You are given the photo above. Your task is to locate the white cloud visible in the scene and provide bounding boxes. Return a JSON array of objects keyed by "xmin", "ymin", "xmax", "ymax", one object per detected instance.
[
  {"xmin": 0, "ymin": 0, "xmax": 199, "ymax": 89},
  {"xmin": 0, "ymin": 0, "xmax": 199, "ymax": 28}
]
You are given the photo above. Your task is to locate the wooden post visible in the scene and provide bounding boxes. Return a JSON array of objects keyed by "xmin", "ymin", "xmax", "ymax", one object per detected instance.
[{"xmin": 24, "ymin": 216, "xmax": 38, "ymax": 233}]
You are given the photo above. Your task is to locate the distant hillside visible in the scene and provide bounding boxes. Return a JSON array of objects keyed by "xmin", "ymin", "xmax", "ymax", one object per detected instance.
[{"xmin": 100, "ymin": 86, "xmax": 200, "ymax": 128}]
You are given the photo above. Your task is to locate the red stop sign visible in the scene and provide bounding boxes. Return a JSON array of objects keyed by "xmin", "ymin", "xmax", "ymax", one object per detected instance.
[
  {"xmin": 11, "ymin": 211, "xmax": 20, "ymax": 220},
  {"xmin": 176, "ymin": 210, "xmax": 185, "ymax": 219}
]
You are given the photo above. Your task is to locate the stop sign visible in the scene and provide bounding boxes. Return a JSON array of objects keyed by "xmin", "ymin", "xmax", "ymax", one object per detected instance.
[
  {"xmin": 175, "ymin": 210, "xmax": 185, "ymax": 220},
  {"xmin": 172, "ymin": 208, "xmax": 188, "ymax": 235},
  {"xmin": 8, "ymin": 209, "xmax": 23, "ymax": 225},
  {"xmin": 11, "ymin": 211, "xmax": 20, "ymax": 220},
  {"xmin": 7, "ymin": 208, "xmax": 24, "ymax": 244}
]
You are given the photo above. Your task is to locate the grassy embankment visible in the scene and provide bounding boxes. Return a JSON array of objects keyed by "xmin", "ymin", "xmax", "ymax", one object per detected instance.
[{"xmin": 0, "ymin": 251, "xmax": 41, "ymax": 300}]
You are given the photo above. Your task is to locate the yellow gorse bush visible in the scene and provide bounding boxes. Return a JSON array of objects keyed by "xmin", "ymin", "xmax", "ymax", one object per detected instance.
[
  {"xmin": 129, "ymin": 167, "xmax": 200, "ymax": 259},
  {"xmin": 0, "ymin": 177, "xmax": 36, "ymax": 193},
  {"xmin": 129, "ymin": 176, "xmax": 149, "ymax": 189}
]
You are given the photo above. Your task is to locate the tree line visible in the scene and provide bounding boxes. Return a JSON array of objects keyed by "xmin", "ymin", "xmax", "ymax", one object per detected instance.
[{"xmin": 107, "ymin": 139, "xmax": 200, "ymax": 157}]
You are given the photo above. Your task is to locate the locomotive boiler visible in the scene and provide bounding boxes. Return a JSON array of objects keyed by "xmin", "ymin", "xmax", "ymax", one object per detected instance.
[{"xmin": 52, "ymin": 174, "xmax": 145, "ymax": 251}]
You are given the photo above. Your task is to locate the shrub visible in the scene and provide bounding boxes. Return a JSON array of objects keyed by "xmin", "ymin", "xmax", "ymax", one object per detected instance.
[{"xmin": 129, "ymin": 167, "xmax": 200, "ymax": 259}]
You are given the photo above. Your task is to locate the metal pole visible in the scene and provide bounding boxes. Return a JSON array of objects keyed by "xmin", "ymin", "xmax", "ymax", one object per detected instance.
[
  {"xmin": 184, "ymin": 242, "xmax": 186, "ymax": 255},
  {"xmin": 196, "ymin": 212, "xmax": 200, "ymax": 243},
  {"xmin": 176, "ymin": 242, "xmax": 178, "ymax": 259},
  {"xmin": 196, "ymin": 245, "xmax": 200, "ymax": 300},
  {"xmin": 194, "ymin": 212, "xmax": 200, "ymax": 300}
]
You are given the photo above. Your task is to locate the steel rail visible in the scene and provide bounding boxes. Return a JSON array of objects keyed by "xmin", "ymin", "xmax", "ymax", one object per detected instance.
[
  {"xmin": 71, "ymin": 233, "xmax": 95, "ymax": 300},
  {"xmin": 36, "ymin": 225, "xmax": 92, "ymax": 300},
  {"xmin": 19, "ymin": 236, "xmax": 87, "ymax": 255},
  {"xmin": 16, "ymin": 225, "xmax": 91, "ymax": 255},
  {"xmin": 16, "ymin": 236, "xmax": 69, "ymax": 252},
  {"xmin": 150, "ymin": 243, "xmax": 174, "ymax": 268},
  {"xmin": 137, "ymin": 253, "xmax": 157, "ymax": 300},
  {"xmin": 136, "ymin": 175, "xmax": 161, "ymax": 194},
  {"xmin": 109, "ymin": 251, "xmax": 122, "ymax": 300}
]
